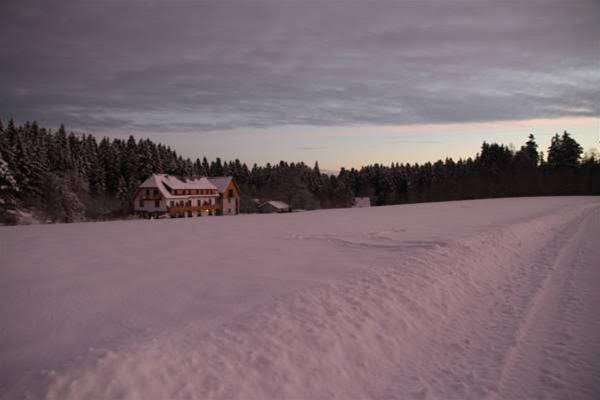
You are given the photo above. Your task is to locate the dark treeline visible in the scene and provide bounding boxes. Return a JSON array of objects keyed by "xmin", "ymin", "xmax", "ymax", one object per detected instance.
[{"xmin": 1, "ymin": 119, "xmax": 598, "ymax": 224}]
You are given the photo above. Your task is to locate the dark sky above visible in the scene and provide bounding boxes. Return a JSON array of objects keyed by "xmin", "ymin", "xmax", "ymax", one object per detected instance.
[{"xmin": 0, "ymin": 0, "xmax": 598, "ymax": 167}]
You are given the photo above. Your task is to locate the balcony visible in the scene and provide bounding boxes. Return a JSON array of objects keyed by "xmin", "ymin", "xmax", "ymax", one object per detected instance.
[{"xmin": 167, "ymin": 205, "xmax": 216, "ymax": 214}]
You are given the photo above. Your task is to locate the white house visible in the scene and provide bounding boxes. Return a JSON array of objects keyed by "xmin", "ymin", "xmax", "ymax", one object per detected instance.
[
  {"xmin": 134, "ymin": 174, "xmax": 240, "ymax": 218},
  {"xmin": 208, "ymin": 176, "xmax": 241, "ymax": 215}
]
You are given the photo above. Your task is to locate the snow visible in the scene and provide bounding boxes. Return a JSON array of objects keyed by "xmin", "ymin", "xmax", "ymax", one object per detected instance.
[
  {"xmin": 263, "ymin": 200, "xmax": 290, "ymax": 210},
  {"xmin": 1, "ymin": 197, "xmax": 600, "ymax": 399},
  {"xmin": 207, "ymin": 176, "xmax": 233, "ymax": 193},
  {"xmin": 140, "ymin": 174, "xmax": 217, "ymax": 198}
]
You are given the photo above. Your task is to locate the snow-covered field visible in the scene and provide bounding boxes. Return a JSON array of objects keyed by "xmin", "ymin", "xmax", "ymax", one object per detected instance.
[{"xmin": 1, "ymin": 197, "xmax": 599, "ymax": 399}]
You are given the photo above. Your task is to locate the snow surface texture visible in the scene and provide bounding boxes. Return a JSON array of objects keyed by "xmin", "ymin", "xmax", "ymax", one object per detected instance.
[{"xmin": 1, "ymin": 197, "xmax": 599, "ymax": 399}]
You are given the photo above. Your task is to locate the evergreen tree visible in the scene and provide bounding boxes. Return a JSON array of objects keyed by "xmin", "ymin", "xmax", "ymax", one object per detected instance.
[
  {"xmin": 2, "ymin": 120, "xmax": 599, "ymax": 224},
  {"xmin": 202, "ymin": 157, "xmax": 210, "ymax": 176},
  {"xmin": 515, "ymin": 134, "xmax": 539, "ymax": 168},
  {"xmin": 0, "ymin": 155, "xmax": 19, "ymax": 223},
  {"xmin": 547, "ymin": 131, "xmax": 583, "ymax": 169},
  {"xmin": 210, "ymin": 157, "xmax": 224, "ymax": 176}
]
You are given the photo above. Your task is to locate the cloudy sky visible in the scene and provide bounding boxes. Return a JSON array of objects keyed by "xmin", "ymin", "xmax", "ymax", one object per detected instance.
[{"xmin": 1, "ymin": 0, "xmax": 598, "ymax": 169}]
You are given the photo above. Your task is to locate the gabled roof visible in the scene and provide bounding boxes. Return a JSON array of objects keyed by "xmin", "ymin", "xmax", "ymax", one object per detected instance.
[
  {"xmin": 207, "ymin": 176, "xmax": 233, "ymax": 193},
  {"xmin": 186, "ymin": 177, "xmax": 219, "ymax": 190},
  {"xmin": 139, "ymin": 174, "xmax": 217, "ymax": 199}
]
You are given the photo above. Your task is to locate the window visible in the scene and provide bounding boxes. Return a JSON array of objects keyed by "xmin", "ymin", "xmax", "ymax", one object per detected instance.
[
  {"xmin": 145, "ymin": 189, "xmax": 150, "ymax": 195},
  {"xmin": 139, "ymin": 200, "xmax": 144, "ymax": 207},
  {"xmin": 228, "ymin": 189, "xmax": 234, "ymax": 199},
  {"xmin": 155, "ymin": 200, "xmax": 160, "ymax": 207},
  {"xmin": 170, "ymin": 201, "xmax": 174, "ymax": 207},
  {"xmin": 153, "ymin": 189, "xmax": 159, "ymax": 195}
]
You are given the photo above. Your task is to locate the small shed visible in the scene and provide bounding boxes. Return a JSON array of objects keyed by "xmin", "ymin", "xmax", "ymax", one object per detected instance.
[
  {"xmin": 352, "ymin": 197, "xmax": 371, "ymax": 208},
  {"xmin": 259, "ymin": 200, "xmax": 291, "ymax": 213}
]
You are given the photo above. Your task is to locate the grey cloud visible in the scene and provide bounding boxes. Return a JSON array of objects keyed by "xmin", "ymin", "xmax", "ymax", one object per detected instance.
[{"xmin": 1, "ymin": 0, "xmax": 599, "ymax": 133}]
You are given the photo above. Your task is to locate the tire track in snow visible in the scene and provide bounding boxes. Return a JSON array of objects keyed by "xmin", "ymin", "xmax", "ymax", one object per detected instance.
[
  {"xmin": 41, "ymin": 204, "xmax": 600, "ymax": 400},
  {"xmin": 496, "ymin": 206, "xmax": 600, "ymax": 400}
]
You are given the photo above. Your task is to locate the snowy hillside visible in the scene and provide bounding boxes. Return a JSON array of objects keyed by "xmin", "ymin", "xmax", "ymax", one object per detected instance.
[{"xmin": 1, "ymin": 197, "xmax": 599, "ymax": 399}]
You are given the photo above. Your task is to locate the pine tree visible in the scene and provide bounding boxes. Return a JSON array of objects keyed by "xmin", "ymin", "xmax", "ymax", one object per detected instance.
[
  {"xmin": 515, "ymin": 134, "xmax": 539, "ymax": 169},
  {"xmin": 52, "ymin": 124, "xmax": 74, "ymax": 172},
  {"xmin": 84, "ymin": 135, "xmax": 106, "ymax": 195},
  {"xmin": 0, "ymin": 154, "xmax": 19, "ymax": 224},
  {"xmin": 210, "ymin": 157, "xmax": 224, "ymax": 176},
  {"xmin": 547, "ymin": 131, "xmax": 583, "ymax": 169},
  {"xmin": 99, "ymin": 138, "xmax": 122, "ymax": 195}
]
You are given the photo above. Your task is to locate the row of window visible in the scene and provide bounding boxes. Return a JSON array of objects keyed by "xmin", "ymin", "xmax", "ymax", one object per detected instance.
[
  {"xmin": 174, "ymin": 189, "xmax": 216, "ymax": 195},
  {"xmin": 138, "ymin": 198, "xmax": 216, "ymax": 208},
  {"xmin": 144, "ymin": 189, "xmax": 159, "ymax": 196},
  {"xmin": 169, "ymin": 199, "xmax": 214, "ymax": 207}
]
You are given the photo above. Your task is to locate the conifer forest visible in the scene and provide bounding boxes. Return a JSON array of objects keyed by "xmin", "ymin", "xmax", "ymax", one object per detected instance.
[{"xmin": 0, "ymin": 119, "xmax": 598, "ymax": 224}]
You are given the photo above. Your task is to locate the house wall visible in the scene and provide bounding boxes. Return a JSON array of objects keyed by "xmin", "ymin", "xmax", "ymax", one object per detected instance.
[
  {"xmin": 166, "ymin": 196, "xmax": 219, "ymax": 217},
  {"xmin": 134, "ymin": 178, "xmax": 241, "ymax": 218},
  {"xmin": 134, "ymin": 192, "xmax": 167, "ymax": 213},
  {"xmin": 221, "ymin": 182, "xmax": 240, "ymax": 215}
]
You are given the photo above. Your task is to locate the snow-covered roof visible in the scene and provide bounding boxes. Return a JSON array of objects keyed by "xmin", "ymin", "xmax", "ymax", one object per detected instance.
[
  {"xmin": 139, "ymin": 174, "xmax": 217, "ymax": 198},
  {"xmin": 263, "ymin": 200, "xmax": 290, "ymax": 210},
  {"xmin": 207, "ymin": 176, "xmax": 233, "ymax": 193},
  {"xmin": 353, "ymin": 197, "xmax": 371, "ymax": 207},
  {"xmin": 186, "ymin": 177, "xmax": 219, "ymax": 190}
]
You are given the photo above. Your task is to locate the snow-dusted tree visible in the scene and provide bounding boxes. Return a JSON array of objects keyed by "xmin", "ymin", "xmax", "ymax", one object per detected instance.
[
  {"xmin": 98, "ymin": 137, "xmax": 122, "ymax": 195},
  {"xmin": 84, "ymin": 135, "xmax": 106, "ymax": 195},
  {"xmin": 0, "ymin": 155, "xmax": 19, "ymax": 211}
]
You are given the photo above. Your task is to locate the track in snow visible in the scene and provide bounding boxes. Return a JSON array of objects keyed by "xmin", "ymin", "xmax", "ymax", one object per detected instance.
[
  {"xmin": 1, "ymin": 197, "xmax": 599, "ymax": 399},
  {"xmin": 496, "ymin": 203, "xmax": 600, "ymax": 400}
]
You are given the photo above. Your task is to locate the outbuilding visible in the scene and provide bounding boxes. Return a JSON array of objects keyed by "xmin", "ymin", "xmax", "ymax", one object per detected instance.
[{"xmin": 258, "ymin": 200, "xmax": 291, "ymax": 213}]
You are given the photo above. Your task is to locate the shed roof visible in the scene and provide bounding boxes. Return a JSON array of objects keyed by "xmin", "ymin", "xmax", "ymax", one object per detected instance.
[
  {"xmin": 262, "ymin": 200, "xmax": 290, "ymax": 210},
  {"xmin": 353, "ymin": 197, "xmax": 371, "ymax": 207}
]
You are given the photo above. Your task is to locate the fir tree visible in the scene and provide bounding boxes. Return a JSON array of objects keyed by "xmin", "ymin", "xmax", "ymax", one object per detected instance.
[{"xmin": 547, "ymin": 131, "xmax": 583, "ymax": 169}]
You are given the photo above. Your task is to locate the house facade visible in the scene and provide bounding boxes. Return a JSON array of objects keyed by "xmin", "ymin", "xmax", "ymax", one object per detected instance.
[
  {"xmin": 209, "ymin": 176, "xmax": 241, "ymax": 215},
  {"xmin": 134, "ymin": 174, "xmax": 240, "ymax": 218}
]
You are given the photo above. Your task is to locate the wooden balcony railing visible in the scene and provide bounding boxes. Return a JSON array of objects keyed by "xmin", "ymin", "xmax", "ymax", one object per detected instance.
[{"xmin": 167, "ymin": 205, "xmax": 216, "ymax": 213}]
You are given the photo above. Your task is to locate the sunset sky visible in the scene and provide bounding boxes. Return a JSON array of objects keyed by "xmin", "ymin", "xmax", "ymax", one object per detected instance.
[{"xmin": 1, "ymin": 0, "xmax": 598, "ymax": 170}]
